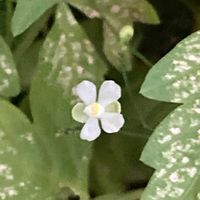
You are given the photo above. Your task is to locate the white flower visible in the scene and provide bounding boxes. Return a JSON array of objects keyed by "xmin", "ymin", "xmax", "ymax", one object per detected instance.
[{"xmin": 72, "ymin": 80, "xmax": 125, "ymax": 141}]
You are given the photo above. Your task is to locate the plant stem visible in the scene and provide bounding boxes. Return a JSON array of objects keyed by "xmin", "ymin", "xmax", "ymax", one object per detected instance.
[
  {"xmin": 5, "ymin": 0, "xmax": 13, "ymax": 46},
  {"xmin": 122, "ymin": 71, "xmax": 153, "ymax": 132},
  {"xmin": 132, "ymin": 48, "xmax": 153, "ymax": 68},
  {"xmin": 122, "ymin": 130, "xmax": 150, "ymax": 139}
]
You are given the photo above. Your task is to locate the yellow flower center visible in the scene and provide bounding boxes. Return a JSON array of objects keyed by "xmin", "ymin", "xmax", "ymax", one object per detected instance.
[
  {"xmin": 84, "ymin": 102, "xmax": 104, "ymax": 118},
  {"xmin": 90, "ymin": 103, "xmax": 101, "ymax": 115}
]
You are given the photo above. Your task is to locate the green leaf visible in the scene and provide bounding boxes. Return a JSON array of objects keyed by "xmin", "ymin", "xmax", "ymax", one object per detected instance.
[
  {"xmin": 103, "ymin": 23, "xmax": 133, "ymax": 71},
  {"xmin": 0, "ymin": 99, "xmax": 49, "ymax": 199},
  {"xmin": 69, "ymin": 0, "xmax": 159, "ymax": 71},
  {"xmin": 30, "ymin": 2, "xmax": 107, "ymax": 132},
  {"xmin": 11, "ymin": 0, "xmax": 61, "ymax": 36},
  {"xmin": 16, "ymin": 40, "xmax": 43, "ymax": 90},
  {"xmin": 140, "ymin": 31, "xmax": 200, "ymax": 103},
  {"xmin": 30, "ymin": 3, "xmax": 107, "ymax": 198},
  {"xmin": 140, "ymin": 31, "xmax": 200, "ymax": 199},
  {"xmin": 69, "ymin": 0, "xmax": 159, "ymax": 25},
  {"xmin": 0, "ymin": 35, "xmax": 20, "ymax": 97},
  {"xmin": 0, "ymin": 99, "xmax": 90, "ymax": 199},
  {"xmin": 90, "ymin": 133, "xmax": 152, "ymax": 195},
  {"xmin": 141, "ymin": 100, "xmax": 200, "ymax": 200}
]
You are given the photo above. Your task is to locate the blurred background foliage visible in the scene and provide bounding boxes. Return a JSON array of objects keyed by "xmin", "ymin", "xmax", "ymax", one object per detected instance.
[{"xmin": 0, "ymin": 0, "xmax": 200, "ymax": 199}]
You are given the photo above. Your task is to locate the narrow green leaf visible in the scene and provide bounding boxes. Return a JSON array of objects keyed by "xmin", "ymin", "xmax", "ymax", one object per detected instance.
[
  {"xmin": 0, "ymin": 35, "xmax": 20, "ymax": 97},
  {"xmin": 11, "ymin": 0, "xmax": 61, "ymax": 36},
  {"xmin": 30, "ymin": 3, "xmax": 107, "ymax": 199}
]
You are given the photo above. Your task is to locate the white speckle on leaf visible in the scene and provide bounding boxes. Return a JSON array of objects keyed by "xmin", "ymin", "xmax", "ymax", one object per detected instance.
[
  {"xmin": 20, "ymin": 132, "xmax": 34, "ymax": 144},
  {"xmin": 66, "ymin": 11, "xmax": 77, "ymax": 26},
  {"xmin": 169, "ymin": 127, "xmax": 181, "ymax": 135},
  {"xmin": 71, "ymin": 42, "xmax": 82, "ymax": 51},
  {"xmin": 111, "ymin": 5, "xmax": 121, "ymax": 13},
  {"xmin": 182, "ymin": 157, "xmax": 189, "ymax": 164},
  {"xmin": 158, "ymin": 135, "xmax": 172, "ymax": 144},
  {"xmin": 169, "ymin": 172, "xmax": 184, "ymax": 183},
  {"xmin": 186, "ymin": 167, "xmax": 197, "ymax": 177},
  {"xmin": 163, "ymin": 73, "xmax": 176, "ymax": 80},
  {"xmin": 56, "ymin": 12, "xmax": 62, "ymax": 19},
  {"xmin": 156, "ymin": 168, "xmax": 167, "ymax": 178},
  {"xmin": 87, "ymin": 55, "xmax": 94, "ymax": 64},
  {"xmin": 77, "ymin": 66, "xmax": 84, "ymax": 74},
  {"xmin": 193, "ymin": 107, "xmax": 200, "ymax": 113}
]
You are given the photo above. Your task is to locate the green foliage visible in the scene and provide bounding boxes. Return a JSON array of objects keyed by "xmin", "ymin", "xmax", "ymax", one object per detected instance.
[
  {"xmin": 0, "ymin": 35, "xmax": 20, "ymax": 97},
  {"xmin": 1, "ymin": 0, "xmax": 200, "ymax": 199},
  {"xmin": 69, "ymin": 0, "xmax": 159, "ymax": 71},
  {"xmin": 90, "ymin": 134, "xmax": 151, "ymax": 195},
  {"xmin": 29, "ymin": 3, "xmax": 108, "ymax": 198},
  {"xmin": 30, "ymin": 3, "xmax": 107, "ymax": 132},
  {"xmin": 0, "ymin": 99, "xmax": 47, "ymax": 199},
  {"xmin": 12, "ymin": 0, "xmax": 61, "ymax": 36},
  {"xmin": 140, "ymin": 31, "xmax": 200, "ymax": 199},
  {"xmin": 0, "ymin": 98, "xmax": 90, "ymax": 199}
]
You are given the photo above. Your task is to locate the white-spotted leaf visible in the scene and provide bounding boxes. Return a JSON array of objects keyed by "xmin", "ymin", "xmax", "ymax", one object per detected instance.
[
  {"xmin": 140, "ymin": 31, "xmax": 200, "ymax": 199},
  {"xmin": 0, "ymin": 99, "xmax": 54, "ymax": 199},
  {"xmin": 0, "ymin": 36, "xmax": 20, "ymax": 97},
  {"xmin": 30, "ymin": 3, "xmax": 107, "ymax": 199},
  {"xmin": 141, "ymin": 100, "xmax": 200, "ymax": 200},
  {"xmin": 0, "ymin": 99, "xmax": 90, "ymax": 199},
  {"xmin": 141, "ymin": 31, "xmax": 200, "ymax": 103},
  {"xmin": 68, "ymin": 0, "xmax": 159, "ymax": 71}
]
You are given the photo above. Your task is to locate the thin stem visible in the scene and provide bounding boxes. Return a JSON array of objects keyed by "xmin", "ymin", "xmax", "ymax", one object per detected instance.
[
  {"xmin": 63, "ymin": 127, "xmax": 82, "ymax": 135},
  {"xmin": 121, "ymin": 130, "xmax": 150, "ymax": 139},
  {"xmin": 122, "ymin": 71, "xmax": 153, "ymax": 131},
  {"xmin": 5, "ymin": 0, "xmax": 13, "ymax": 46},
  {"xmin": 132, "ymin": 48, "xmax": 153, "ymax": 68}
]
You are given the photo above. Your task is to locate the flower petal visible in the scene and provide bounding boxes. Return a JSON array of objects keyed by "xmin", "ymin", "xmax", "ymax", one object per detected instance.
[
  {"xmin": 98, "ymin": 80, "xmax": 121, "ymax": 106},
  {"xmin": 80, "ymin": 118, "xmax": 101, "ymax": 141},
  {"xmin": 72, "ymin": 103, "xmax": 88, "ymax": 123},
  {"xmin": 100, "ymin": 113, "xmax": 125, "ymax": 133},
  {"xmin": 75, "ymin": 80, "xmax": 97, "ymax": 105},
  {"xmin": 105, "ymin": 101, "xmax": 121, "ymax": 113}
]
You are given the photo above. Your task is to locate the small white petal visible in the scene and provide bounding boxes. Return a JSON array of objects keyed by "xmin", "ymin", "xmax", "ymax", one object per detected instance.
[
  {"xmin": 98, "ymin": 80, "xmax": 121, "ymax": 106},
  {"xmin": 80, "ymin": 118, "xmax": 101, "ymax": 141},
  {"xmin": 72, "ymin": 103, "xmax": 88, "ymax": 123},
  {"xmin": 100, "ymin": 113, "xmax": 125, "ymax": 133},
  {"xmin": 76, "ymin": 80, "xmax": 97, "ymax": 105}
]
